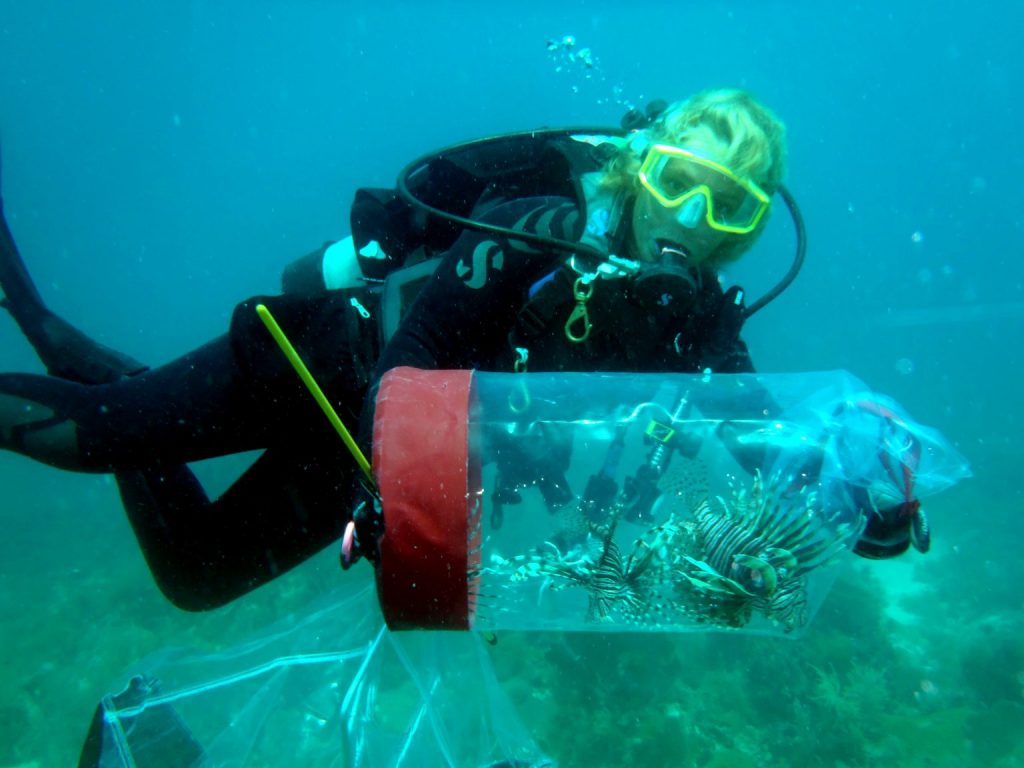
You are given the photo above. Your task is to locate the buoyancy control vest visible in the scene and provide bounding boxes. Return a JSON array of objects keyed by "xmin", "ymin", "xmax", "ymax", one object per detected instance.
[
  {"xmin": 281, "ymin": 130, "xmax": 625, "ymax": 342},
  {"xmin": 281, "ymin": 126, "xmax": 806, "ymax": 354}
]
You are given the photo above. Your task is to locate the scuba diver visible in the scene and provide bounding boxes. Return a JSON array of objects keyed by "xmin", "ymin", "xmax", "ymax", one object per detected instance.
[{"xmin": 0, "ymin": 89, "xmax": 924, "ymax": 611}]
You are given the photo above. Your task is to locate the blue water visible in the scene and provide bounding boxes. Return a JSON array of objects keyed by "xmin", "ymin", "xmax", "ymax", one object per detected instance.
[{"xmin": 1, "ymin": 2, "xmax": 1021, "ymax": 765}]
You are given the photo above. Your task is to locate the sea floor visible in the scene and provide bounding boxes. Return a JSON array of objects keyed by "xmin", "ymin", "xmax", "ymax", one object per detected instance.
[{"xmin": 1, "ymin": 456, "xmax": 1021, "ymax": 767}]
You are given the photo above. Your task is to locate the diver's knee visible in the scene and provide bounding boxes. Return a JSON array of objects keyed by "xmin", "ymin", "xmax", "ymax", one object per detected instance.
[
  {"xmin": 151, "ymin": 575, "xmax": 232, "ymax": 612},
  {"xmin": 146, "ymin": 560, "xmax": 260, "ymax": 612}
]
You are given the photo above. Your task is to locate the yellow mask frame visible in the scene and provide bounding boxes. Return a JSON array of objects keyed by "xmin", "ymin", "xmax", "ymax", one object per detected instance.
[{"xmin": 638, "ymin": 144, "xmax": 771, "ymax": 235}]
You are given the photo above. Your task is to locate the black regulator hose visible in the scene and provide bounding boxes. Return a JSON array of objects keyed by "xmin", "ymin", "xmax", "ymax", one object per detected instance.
[
  {"xmin": 744, "ymin": 183, "xmax": 806, "ymax": 318},
  {"xmin": 395, "ymin": 127, "xmax": 615, "ymax": 269}
]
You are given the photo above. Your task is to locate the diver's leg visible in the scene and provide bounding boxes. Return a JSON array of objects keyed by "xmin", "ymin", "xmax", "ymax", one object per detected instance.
[
  {"xmin": 112, "ymin": 293, "xmax": 376, "ymax": 609},
  {"xmin": 0, "ymin": 333, "xmax": 355, "ymax": 610},
  {"xmin": 2, "ymin": 292, "xmax": 376, "ymax": 607},
  {"xmin": 0, "ymin": 381, "xmax": 82, "ymax": 467},
  {"xmin": 119, "ymin": 443, "xmax": 354, "ymax": 610},
  {"xmin": 1, "ymin": 190, "xmax": 246, "ymax": 601},
  {"xmin": 1, "ymin": 179, "xmax": 241, "ymax": 601},
  {"xmin": 0, "ymin": 331, "xmax": 357, "ymax": 610},
  {"xmin": 0, "ymin": 334, "xmax": 271, "ymax": 470},
  {"xmin": 0, "ymin": 200, "xmax": 146, "ymax": 384},
  {"xmin": 3, "ymin": 167, "xmax": 370, "ymax": 607}
]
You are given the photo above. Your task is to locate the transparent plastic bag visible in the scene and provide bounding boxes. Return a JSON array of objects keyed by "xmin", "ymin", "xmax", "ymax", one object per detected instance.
[{"xmin": 80, "ymin": 583, "xmax": 552, "ymax": 768}]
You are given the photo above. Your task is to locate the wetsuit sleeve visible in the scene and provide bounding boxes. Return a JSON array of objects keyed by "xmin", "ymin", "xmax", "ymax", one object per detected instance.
[
  {"xmin": 349, "ymin": 197, "xmax": 582, "ymax": 545},
  {"xmin": 373, "ymin": 196, "xmax": 580, "ymax": 374},
  {"xmin": 353, "ymin": 196, "xmax": 578, "ymax": 458},
  {"xmin": 716, "ymin": 338, "xmax": 755, "ymax": 374},
  {"xmin": 693, "ymin": 283, "xmax": 756, "ymax": 375}
]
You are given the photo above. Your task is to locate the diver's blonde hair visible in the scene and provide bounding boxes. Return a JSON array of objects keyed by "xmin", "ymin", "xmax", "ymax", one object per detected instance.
[{"xmin": 603, "ymin": 88, "xmax": 788, "ymax": 265}]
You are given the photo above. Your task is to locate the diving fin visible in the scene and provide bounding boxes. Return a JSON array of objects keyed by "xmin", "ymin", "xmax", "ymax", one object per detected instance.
[{"xmin": 0, "ymin": 144, "xmax": 147, "ymax": 384}]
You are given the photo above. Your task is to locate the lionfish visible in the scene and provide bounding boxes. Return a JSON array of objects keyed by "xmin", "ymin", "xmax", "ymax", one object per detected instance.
[
  {"xmin": 527, "ymin": 500, "xmax": 686, "ymax": 624},
  {"xmin": 520, "ymin": 462, "xmax": 857, "ymax": 632},
  {"xmin": 671, "ymin": 469, "xmax": 860, "ymax": 632}
]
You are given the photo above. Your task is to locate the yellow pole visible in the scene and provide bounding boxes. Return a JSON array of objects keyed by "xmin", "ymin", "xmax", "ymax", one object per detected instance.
[{"xmin": 255, "ymin": 303, "xmax": 375, "ymax": 487}]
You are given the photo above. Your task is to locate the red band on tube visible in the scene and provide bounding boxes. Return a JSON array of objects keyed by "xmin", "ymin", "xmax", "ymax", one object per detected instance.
[{"xmin": 373, "ymin": 367, "xmax": 476, "ymax": 630}]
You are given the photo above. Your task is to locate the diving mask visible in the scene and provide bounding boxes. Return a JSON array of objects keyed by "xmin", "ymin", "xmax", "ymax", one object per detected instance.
[{"xmin": 638, "ymin": 144, "xmax": 771, "ymax": 235}]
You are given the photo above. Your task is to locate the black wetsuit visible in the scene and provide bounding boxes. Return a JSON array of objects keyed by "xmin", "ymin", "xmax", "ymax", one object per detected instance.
[
  {"xmin": 374, "ymin": 196, "xmax": 753, "ymax": 377},
  {"xmin": 0, "ymin": 193, "xmax": 753, "ymax": 609}
]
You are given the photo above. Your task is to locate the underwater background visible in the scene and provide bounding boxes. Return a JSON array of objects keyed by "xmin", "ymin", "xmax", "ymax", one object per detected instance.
[{"xmin": 0, "ymin": 1, "xmax": 1020, "ymax": 765}]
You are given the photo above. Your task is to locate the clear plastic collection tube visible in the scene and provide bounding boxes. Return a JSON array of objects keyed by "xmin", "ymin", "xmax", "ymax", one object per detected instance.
[{"xmin": 371, "ymin": 368, "xmax": 969, "ymax": 635}]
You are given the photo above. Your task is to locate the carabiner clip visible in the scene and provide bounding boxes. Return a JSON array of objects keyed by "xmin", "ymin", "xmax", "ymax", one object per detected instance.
[
  {"xmin": 564, "ymin": 276, "xmax": 594, "ymax": 343},
  {"xmin": 509, "ymin": 347, "xmax": 531, "ymax": 413},
  {"xmin": 349, "ymin": 297, "xmax": 371, "ymax": 319}
]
